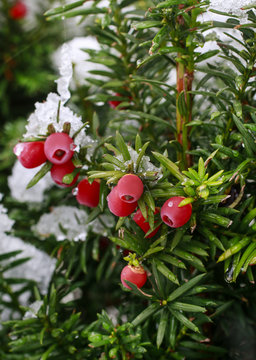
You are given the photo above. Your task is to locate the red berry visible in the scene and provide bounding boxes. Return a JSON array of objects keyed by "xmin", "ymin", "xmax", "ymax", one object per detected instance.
[
  {"xmin": 108, "ymin": 93, "xmax": 122, "ymax": 109},
  {"xmin": 107, "ymin": 186, "xmax": 137, "ymax": 217},
  {"xmin": 116, "ymin": 174, "xmax": 143, "ymax": 203},
  {"xmin": 44, "ymin": 133, "xmax": 75, "ymax": 165},
  {"xmin": 10, "ymin": 1, "xmax": 27, "ymax": 19},
  {"xmin": 75, "ymin": 178, "xmax": 100, "ymax": 208},
  {"xmin": 121, "ymin": 265, "xmax": 147, "ymax": 289},
  {"xmin": 13, "ymin": 141, "xmax": 47, "ymax": 169},
  {"xmin": 50, "ymin": 160, "xmax": 79, "ymax": 187},
  {"xmin": 160, "ymin": 196, "xmax": 192, "ymax": 228},
  {"xmin": 108, "ymin": 93, "xmax": 132, "ymax": 109},
  {"xmin": 108, "ymin": 93, "xmax": 126, "ymax": 109},
  {"xmin": 133, "ymin": 208, "xmax": 161, "ymax": 238}
]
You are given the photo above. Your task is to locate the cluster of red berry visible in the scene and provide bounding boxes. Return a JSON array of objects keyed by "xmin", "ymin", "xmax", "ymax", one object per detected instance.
[
  {"xmin": 106, "ymin": 174, "xmax": 192, "ymax": 290},
  {"xmin": 107, "ymin": 174, "xmax": 143, "ymax": 216},
  {"xmin": 14, "ymin": 140, "xmax": 192, "ymax": 290},
  {"xmin": 13, "ymin": 133, "xmax": 100, "ymax": 207},
  {"xmin": 14, "ymin": 133, "xmax": 76, "ymax": 184}
]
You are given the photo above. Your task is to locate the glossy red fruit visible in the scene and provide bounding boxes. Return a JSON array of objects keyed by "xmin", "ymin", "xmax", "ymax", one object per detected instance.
[
  {"xmin": 75, "ymin": 178, "xmax": 100, "ymax": 208},
  {"xmin": 160, "ymin": 196, "xmax": 192, "ymax": 228},
  {"xmin": 44, "ymin": 133, "xmax": 75, "ymax": 165},
  {"xmin": 50, "ymin": 160, "xmax": 79, "ymax": 187},
  {"xmin": 10, "ymin": 1, "xmax": 27, "ymax": 19},
  {"xmin": 116, "ymin": 174, "xmax": 143, "ymax": 203},
  {"xmin": 121, "ymin": 265, "xmax": 147, "ymax": 289},
  {"xmin": 108, "ymin": 93, "xmax": 122, "ymax": 109},
  {"xmin": 13, "ymin": 141, "xmax": 47, "ymax": 169},
  {"xmin": 133, "ymin": 208, "xmax": 161, "ymax": 238},
  {"xmin": 108, "ymin": 93, "xmax": 132, "ymax": 109},
  {"xmin": 107, "ymin": 186, "xmax": 137, "ymax": 217}
]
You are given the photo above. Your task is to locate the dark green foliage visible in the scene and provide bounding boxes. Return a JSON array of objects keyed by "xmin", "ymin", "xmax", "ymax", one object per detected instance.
[
  {"xmin": 0, "ymin": 1, "xmax": 68, "ymax": 122},
  {"xmin": 0, "ymin": 0, "xmax": 256, "ymax": 359}
]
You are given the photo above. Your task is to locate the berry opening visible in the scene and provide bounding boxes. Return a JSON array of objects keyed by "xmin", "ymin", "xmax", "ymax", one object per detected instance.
[
  {"xmin": 53, "ymin": 149, "xmax": 66, "ymax": 160},
  {"xmin": 163, "ymin": 215, "xmax": 173, "ymax": 226},
  {"xmin": 121, "ymin": 194, "xmax": 134, "ymax": 202}
]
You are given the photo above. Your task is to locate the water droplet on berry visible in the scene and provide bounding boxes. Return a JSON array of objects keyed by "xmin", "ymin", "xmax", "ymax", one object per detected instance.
[
  {"xmin": 168, "ymin": 201, "xmax": 173, "ymax": 207},
  {"xmin": 13, "ymin": 143, "xmax": 24, "ymax": 156},
  {"xmin": 72, "ymin": 187, "xmax": 78, "ymax": 196}
]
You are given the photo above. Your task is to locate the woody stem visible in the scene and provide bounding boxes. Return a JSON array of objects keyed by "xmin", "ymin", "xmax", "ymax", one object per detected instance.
[{"xmin": 176, "ymin": 56, "xmax": 194, "ymax": 170}]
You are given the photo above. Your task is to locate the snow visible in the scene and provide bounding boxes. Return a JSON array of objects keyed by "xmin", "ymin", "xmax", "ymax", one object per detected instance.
[
  {"xmin": 23, "ymin": 43, "xmax": 93, "ymax": 149},
  {"xmin": 116, "ymin": 146, "xmax": 162, "ymax": 179},
  {"xmin": 8, "ymin": 161, "xmax": 52, "ymax": 203},
  {"xmin": 0, "ymin": 234, "xmax": 56, "ymax": 295},
  {"xmin": 23, "ymin": 300, "xmax": 44, "ymax": 319},
  {"xmin": 0, "ymin": 203, "xmax": 15, "ymax": 234},
  {"xmin": 33, "ymin": 205, "xmax": 115, "ymax": 241},
  {"xmin": 0, "ymin": 202, "xmax": 56, "ymax": 322},
  {"xmin": 51, "ymin": 36, "xmax": 106, "ymax": 88},
  {"xmin": 209, "ymin": 0, "xmax": 255, "ymax": 18}
]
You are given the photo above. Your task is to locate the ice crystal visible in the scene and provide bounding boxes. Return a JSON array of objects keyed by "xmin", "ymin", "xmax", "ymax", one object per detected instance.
[
  {"xmin": 55, "ymin": 43, "xmax": 73, "ymax": 103},
  {"xmin": 116, "ymin": 146, "xmax": 162, "ymax": 178},
  {"xmin": 23, "ymin": 43, "xmax": 92, "ymax": 148},
  {"xmin": 24, "ymin": 92, "xmax": 86, "ymax": 146},
  {"xmin": 52, "ymin": 36, "xmax": 104, "ymax": 88},
  {"xmin": 82, "ymin": 134, "xmax": 98, "ymax": 161},
  {"xmin": 8, "ymin": 161, "xmax": 52, "ymax": 203},
  {"xmin": 34, "ymin": 206, "xmax": 115, "ymax": 241}
]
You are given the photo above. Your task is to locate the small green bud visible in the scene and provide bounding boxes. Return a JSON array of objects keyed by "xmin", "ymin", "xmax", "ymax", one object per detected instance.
[
  {"xmin": 51, "ymin": 328, "xmax": 64, "ymax": 338},
  {"xmin": 47, "ymin": 123, "xmax": 56, "ymax": 134},
  {"xmin": 68, "ymin": 345, "xmax": 77, "ymax": 354},
  {"xmin": 109, "ymin": 347, "xmax": 118, "ymax": 358},
  {"xmin": 49, "ymin": 313, "xmax": 58, "ymax": 324},
  {"xmin": 197, "ymin": 184, "xmax": 209, "ymax": 199},
  {"xmin": 88, "ymin": 332, "xmax": 102, "ymax": 343},
  {"xmin": 184, "ymin": 186, "xmax": 196, "ymax": 196},
  {"xmin": 63, "ymin": 122, "xmax": 71, "ymax": 134}
]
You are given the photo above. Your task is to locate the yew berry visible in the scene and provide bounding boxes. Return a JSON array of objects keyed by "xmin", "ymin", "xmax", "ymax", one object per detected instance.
[
  {"xmin": 107, "ymin": 186, "xmax": 137, "ymax": 217},
  {"xmin": 44, "ymin": 133, "xmax": 75, "ymax": 165},
  {"xmin": 108, "ymin": 93, "xmax": 122, "ymax": 109},
  {"xmin": 108, "ymin": 93, "xmax": 132, "ymax": 109},
  {"xmin": 10, "ymin": 1, "xmax": 27, "ymax": 19},
  {"xmin": 133, "ymin": 208, "xmax": 161, "ymax": 238},
  {"xmin": 160, "ymin": 196, "xmax": 192, "ymax": 228},
  {"xmin": 116, "ymin": 174, "xmax": 143, "ymax": 203},
  {"xmin": 121, "ymin": 265, "xmax": 147, "ymax": 289},
  {"xmin": 75, "ymin": 178, "xmax": 100, "ymax": 208},
  {"xmin": 13, "ymin": 141, "xmax": 47, "ymax": 169},
  {"xmin": 50, "ymin": 160, "xmax": 79, "ymax": 188}
]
